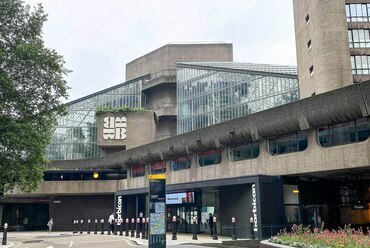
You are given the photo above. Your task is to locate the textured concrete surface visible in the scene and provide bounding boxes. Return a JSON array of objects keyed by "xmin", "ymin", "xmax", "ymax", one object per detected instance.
[
  {"xmin": 125, "ymin": 43, "xmax": 233, "ymax": 81},
  {"xmin": 293, "ymin": 0, "xmax": 353, "ymax": 98}
]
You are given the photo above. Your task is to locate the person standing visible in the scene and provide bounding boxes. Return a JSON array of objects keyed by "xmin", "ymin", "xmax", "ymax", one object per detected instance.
[
  {"xmin": 208, "ymin": 213, "xmax": 214, "ymax": 237},
  {"xmin": 108, "ymin": 213, "xmax": 115, "ymax": 233},
  {"xmin": 47, "ymin": 218, "xmax": 53, "ymax": 234}
]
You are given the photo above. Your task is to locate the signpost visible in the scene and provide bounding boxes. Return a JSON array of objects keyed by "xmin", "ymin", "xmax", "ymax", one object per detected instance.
[{"xmin": 149, "ymin": 174, "xmax": 166, "ymax": 248}]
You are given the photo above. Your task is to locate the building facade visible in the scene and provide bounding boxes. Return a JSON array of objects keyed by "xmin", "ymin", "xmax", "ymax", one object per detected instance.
[
  {"xmin": 1, "ymin": 2, "xmax": 370, "ymax": 239},
  {"xmin": 293, "ymin": 0, "xmax": 370, "ymax": 98}
]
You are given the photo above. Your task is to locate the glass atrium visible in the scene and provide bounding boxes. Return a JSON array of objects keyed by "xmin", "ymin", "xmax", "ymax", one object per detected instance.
[
  {"xmin": 46, "ymin": 77, "xmax": 146, "ymax": 160},
  {"xmin": 177, "ymin": 62, "xmax": 299, "ymax": 134}
]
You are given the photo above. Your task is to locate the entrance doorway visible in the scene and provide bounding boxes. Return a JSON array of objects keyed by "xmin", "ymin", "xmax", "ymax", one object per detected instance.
[
  {"xmin": 302, "ymin": 205, "xmax": 323, "ymax": 228},
  {"xmin": 167, "ymin": 206, "xmax": 199, "ymax": 233}
]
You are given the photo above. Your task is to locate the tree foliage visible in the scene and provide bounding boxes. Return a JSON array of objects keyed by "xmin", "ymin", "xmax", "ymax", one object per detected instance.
[{"xmin": 0, "ymin": 0, "xmax": 69, "ymax": 194}]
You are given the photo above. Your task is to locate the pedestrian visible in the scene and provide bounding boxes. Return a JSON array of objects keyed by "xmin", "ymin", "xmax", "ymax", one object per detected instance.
[
  {"xmin": 47, "ymin": 218, "xmax": 54, "ymax": 234},
  {"xmin": 108, "ymin": 213, "xmax": 115, "ymax": 233},
  {"xmin": 208, "ymin": 213, "xmax": 214, "ymax": 237}
]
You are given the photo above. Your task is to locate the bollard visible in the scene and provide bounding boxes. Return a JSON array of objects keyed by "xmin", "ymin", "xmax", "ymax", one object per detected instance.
[
  {"xmin": 80, "ymin": 220, "xmax": 83, "ymax": 234},
  {"xmin": 192, "ymin": 216, "xmax": 198, "ymax": 240},
  {"xmin": 100, "ymin": 219, "xmax": 104, "ymax": 235},
  {"xmin": 145, "ymin": 217, "xmax": 149, "ymax": 240},
  {"xmin": 72, "ymin": 220, "xmax": 76, "ymax": 233},
  {"xmin": 2, "ymin": 223, "xmax": 8, "ymax": 245},
  {"xmin": 172, "ymin": 216, "xmax": 177, "ymax": 240},
  {"xmin": 249, "ymin": 217, "xmax": 255, "ymax": 239},
  {"xmin": 141, "ymin": 218, "xmax": 146, "ymax": 240},
  {"xmin": 231, "ymin": 217, "xmax": 237, "ymax": 240},
  {"xmin": 136, "ymin": 218, "xmax": 140, "ymax": 238},
  {"xmin": 87, "ymin": 219, "xmax": 91, "ymax": 234},
  {"xmin": 119, "ymin": 219, "xmax": 123, "ymax": 236},
  {"xmin": 114, "ymin": 219, "xmax": 118, "ymax": 235},
  {"xmin": 94, "ymin": 219, "xmax": 98, "ymax": 234},
  {"xmin": 212, "ymin": 217, "xmax": 218, "ymax": 240},
  {"xmin": 131, "ymin": 218, "xmax": 135, "ymax": 237},
  {"xmin": 125, "ymin": 218, "xmax": 129, "ymax": 237},
  {"xmin": 75, "ymin": 220, "xmax": 79, "ymax": 234},
  {"xmin": 108, "ymin": 219, "xmax": 111, "ymax": 235}
]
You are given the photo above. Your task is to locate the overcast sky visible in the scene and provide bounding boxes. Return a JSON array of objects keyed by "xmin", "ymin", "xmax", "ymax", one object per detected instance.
[{"xmin": 24, "ymin": 0, "xmax": 297, "ymax": 102}]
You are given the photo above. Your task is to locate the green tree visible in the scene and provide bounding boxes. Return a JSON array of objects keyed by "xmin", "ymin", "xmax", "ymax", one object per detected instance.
[{"xmin": 0, "ymin": 0, "xmax": 69, "ymax": 194}]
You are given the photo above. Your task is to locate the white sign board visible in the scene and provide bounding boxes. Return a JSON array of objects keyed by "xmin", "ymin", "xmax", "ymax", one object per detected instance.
[{"xmin": 166, "ymin": 192, "xmax": 194, "ymax": 204}]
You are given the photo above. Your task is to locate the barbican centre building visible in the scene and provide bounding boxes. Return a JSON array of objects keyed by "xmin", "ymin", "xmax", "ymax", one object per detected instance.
[{"xmin": 1, "ymin": 3, "xmax": 370, "ymax": 238}]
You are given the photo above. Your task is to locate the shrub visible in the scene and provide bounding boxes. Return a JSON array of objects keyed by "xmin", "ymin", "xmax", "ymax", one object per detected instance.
[{"xmin": 270, "ymin": 224, "xmax": 370, "ymax": 248}]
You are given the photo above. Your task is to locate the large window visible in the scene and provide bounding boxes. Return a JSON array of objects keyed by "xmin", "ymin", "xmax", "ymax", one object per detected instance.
[
  {"xmin": 228, "ymin": 142, "xmax": 259, "ymax": 161},
  {"xmin": 177, "ymin": 64, "xmax": 298, "ymax": 134},
  {"xmin": 268, "ymin": 131, "xmax": 308, "ymax": 155},
  {"xmin": 150, "ymin": 161, "xmax": 167, "ymax": 174},
  {"xmin": 351, "ymin": 55, "xmax": 370, "ymax": 74},
  {"xmin": 131, "ymin": 165, "xmax": 146, "ymax": 178},
  {"xmin": 170, "ymin": 156, "xmax": 191, "ymax": 171},
  {"xmin": 318, "ymin": 118, "xmax": 370, "ymax": 147},
  {"xmin": 348, "ymin": 29, "xmax": 370, "ymax": 48},
  {"xmin": 346, "ymin": 4, "xmax": 370, "ymax": 22},
  {"xmin": 197, "ymin": 149, "xmax": 223, "ymax": 167}
]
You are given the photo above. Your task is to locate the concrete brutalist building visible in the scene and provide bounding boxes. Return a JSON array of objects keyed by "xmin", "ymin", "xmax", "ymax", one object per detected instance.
[{"xmin": 0, "ymin": 2, "xmax": 370, "ymax": 240}]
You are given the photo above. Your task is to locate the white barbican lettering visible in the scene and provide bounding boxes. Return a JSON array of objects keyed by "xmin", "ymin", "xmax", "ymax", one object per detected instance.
[
  {"xmin": 252, "ymin": 184, "xmax": 258, "ymax": 232},
  {"xmin": 116, "ymin": 196, "xmax": 123, "ymax": 225},
  {"xmin": 103, "ymin": 117, "xmax": 127, "ymax": 140}
]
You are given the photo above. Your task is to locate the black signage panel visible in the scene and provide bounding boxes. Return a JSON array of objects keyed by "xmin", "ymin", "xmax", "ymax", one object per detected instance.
[
  {"xmin": 351, "ymin": 204, "xmax": 369, "ymax": 210},
  {"xmin": 149, "ymin": 174, "xmax": 166, "ymax": 248}
]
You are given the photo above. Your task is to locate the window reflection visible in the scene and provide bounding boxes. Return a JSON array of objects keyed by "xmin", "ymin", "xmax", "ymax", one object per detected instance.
[
  {"xmin": 228, "ymin": 142, "xmax": 259, "ymax": 161},
  {"xmin": 351, "ymin": 55, "xmax": 370, "ymax": 74},
  {"xmin": 268, "ymin": 131, "xmax": 308, "ymax": 155},
  {"xmin": 171, "ymin": 156, "xmax": 191, "ymax": 171},
  {"xmin": 346, "ymin": 4, "xmax": 370, "ymax": 22},
  {"xmin": 317, "ymin": 118, "xmax": 370, "ymax": 147},
  {"xmin": 131, "ymin": 165, "xmax": 146, "ymax": 178},
  {"xmin": 150, "ymin": 161, "xmax": 167, "ymax": 174},
  {"xmin": 197, "ymin": 149, "xmax": 223, "ymax": 167}
]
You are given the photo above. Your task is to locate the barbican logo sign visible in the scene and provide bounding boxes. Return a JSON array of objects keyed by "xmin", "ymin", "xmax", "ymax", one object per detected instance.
[
  {"xmin": 103, "ymin": 117, "xmax": 127, "ymax": 140},
  {"xmin": 252, "ymin": 184, "xmax": 258, "ymax": 232},
  {"xmin": 116, "ymin": 195, "xmax": 123, "ymax": 225}
]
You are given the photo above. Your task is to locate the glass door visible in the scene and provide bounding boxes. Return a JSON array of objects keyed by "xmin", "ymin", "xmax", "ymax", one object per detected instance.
[{"xmin": 302, "ymin": 205, "xmax": 323, "ymax": 228}]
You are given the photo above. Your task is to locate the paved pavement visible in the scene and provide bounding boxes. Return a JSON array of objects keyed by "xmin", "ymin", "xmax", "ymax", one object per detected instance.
[{"xmin": 1, "ymin": 231, "xmax": 226, "ymax": 247}]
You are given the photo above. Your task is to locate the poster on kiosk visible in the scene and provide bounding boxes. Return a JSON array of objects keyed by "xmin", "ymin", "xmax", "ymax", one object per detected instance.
[{"xmin": 149, "ymin": 174, "xmax": 166, "ymax": 248}]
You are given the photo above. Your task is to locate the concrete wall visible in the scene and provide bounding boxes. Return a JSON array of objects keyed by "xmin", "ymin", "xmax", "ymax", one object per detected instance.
[
  {"xmin": 122, "ymin": 129, "xmax": 369, "ymax": 190},
  {"xmin": 10, "ymin": 180, "xmax": 122, "ymax": 196},
  {"xmin": 49, "ymin": 195, "xmax": 114, "ymax": 231},
  {"xmin": 147, "ymin": 84, "xmax": 177, "ymax": 117},
  {"xmin": 293, "ymin": 0, "xmax": 353, "ymax": 98},
  {"xmin": 9, "ymin": 128, "xmax": 369, "ymax": 197},
  {"xmin": 155, "ymin": 116, "xmax": 177, "ymax": 141},
  {"xmin": 125, "ymin": 43, "xmax": 233, "ymax": 81}
]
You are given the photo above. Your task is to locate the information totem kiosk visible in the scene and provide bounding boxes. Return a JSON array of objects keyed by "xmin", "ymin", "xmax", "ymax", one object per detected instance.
[{"xmin": 149, "ymin": 174, "xmax": 166, "ymax": 248}]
